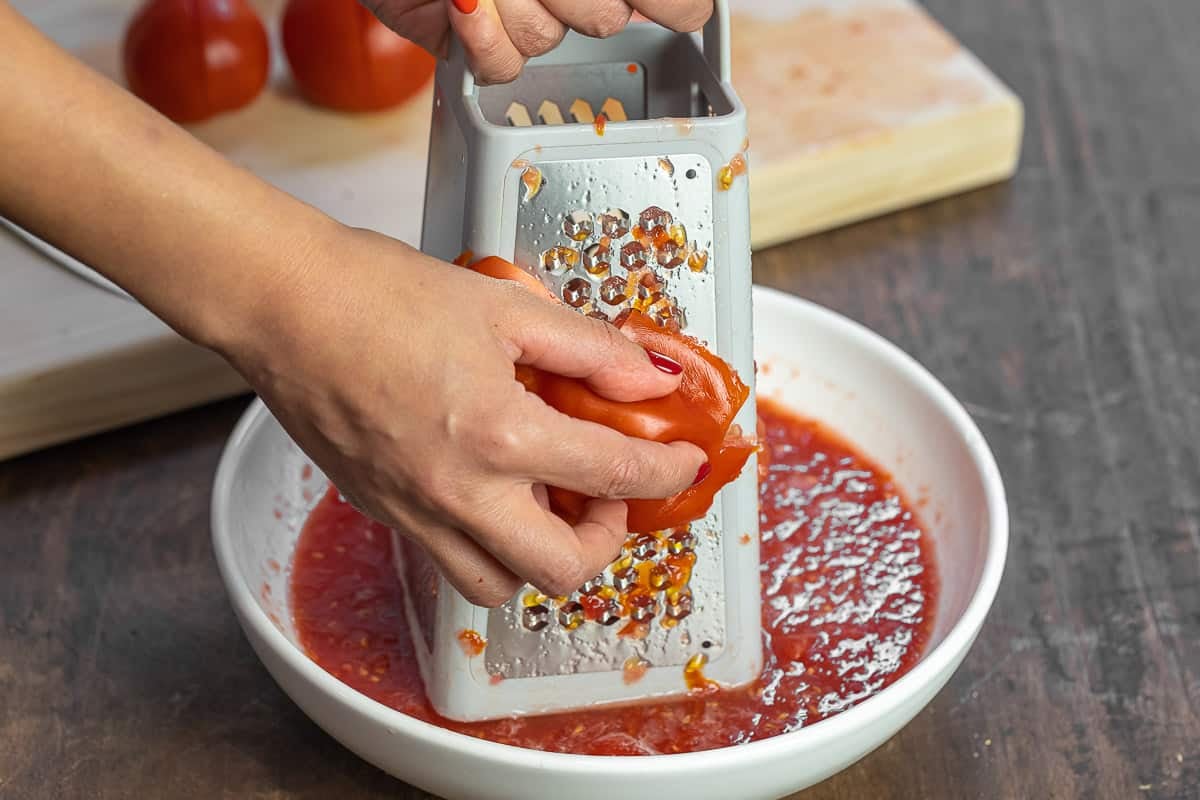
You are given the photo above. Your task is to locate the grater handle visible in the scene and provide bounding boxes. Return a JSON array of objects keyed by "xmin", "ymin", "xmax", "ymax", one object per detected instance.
[
  {"xmin": 451, "ymin": 0, "xmax": 731, "ymax": 97},
  {"xmin": 703, "ymin": 0, "xmax": 731, "ymax": 84}
]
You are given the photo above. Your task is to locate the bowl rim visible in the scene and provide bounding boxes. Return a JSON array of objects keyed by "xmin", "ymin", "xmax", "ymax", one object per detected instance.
[{"xmin": 211, "ymin": 286, "xmax": 1009, "ymax": 775}]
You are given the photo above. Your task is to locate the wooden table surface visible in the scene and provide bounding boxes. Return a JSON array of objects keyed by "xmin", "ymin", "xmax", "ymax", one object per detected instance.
[{"xmin": 2, "ymin": 0, "xmax": 1198, "ymax": 797}]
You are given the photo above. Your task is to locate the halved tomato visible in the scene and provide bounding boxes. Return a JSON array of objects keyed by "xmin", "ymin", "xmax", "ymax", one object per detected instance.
[{"xmin": 458, "ymin": 255, "xmax": 754, "ymax": 532}]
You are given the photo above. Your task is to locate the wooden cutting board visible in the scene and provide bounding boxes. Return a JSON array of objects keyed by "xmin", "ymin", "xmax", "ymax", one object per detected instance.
[{"xmin": 0, "ymin": 0, "xmax": 1022, "ymax": 460}]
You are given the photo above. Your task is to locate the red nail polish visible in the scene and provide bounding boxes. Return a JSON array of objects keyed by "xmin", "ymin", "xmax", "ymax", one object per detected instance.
[
  {"xmin": 692, "ymin": 462, "xmax": 711, "ymax": 486},
  {"xmin": 452, "ymin": 0, "xmax": 478, "ymax": 13},
  {"xmin": 647, "ymin": 350, "xmax": 683, "ymax": 375}
]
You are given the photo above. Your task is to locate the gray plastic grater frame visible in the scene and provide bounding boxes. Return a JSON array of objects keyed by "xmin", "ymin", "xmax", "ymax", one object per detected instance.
[{"xmin": 407, "ymin": 0, "xmax": 759, "ymax": 722}]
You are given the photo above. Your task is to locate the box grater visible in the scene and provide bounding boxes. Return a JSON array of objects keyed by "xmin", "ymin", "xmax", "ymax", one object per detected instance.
[{"xmin": 402, "ymin": 0, "xmax": 759, "ymax": 722}]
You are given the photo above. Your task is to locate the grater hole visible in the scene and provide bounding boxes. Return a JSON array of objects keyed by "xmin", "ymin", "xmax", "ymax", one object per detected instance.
[
  {"xmin": 666, "ymin": 589, "xmax": 694, "ymax": 621},
  {"xmin": 562, "ymin": 210, "xmax": 593, "ymax": 241},
  {"xmin": 540, "ymin": 246, "xmax": 577, "ymax": 273},
  {"xmin": 599, "ymin": 275, "xmax": 627, "ymax": 305},
  {"xmin": 648, "ymin": 564, "xmax": 671, "ymax": 590},
  {"xmin": 568, "ymin": 98, "xmax": 594, "ymax": 124},
  {"xmin": 598, "ymin": 602, "xmax": 622, "ymax": 626},
  {"xmin": 638, "ymin": 206, "xmax": 673, "ymax": 234},
  {"xmin": 612, "ymin": 566, "xmax": 637, "ymax": 592},
  {"xmin": 620, "ymin": 241, "xmax": 647, "ymax": 271},
  {"xmin": 631, "ymin": 533, "xmax": 658, "ymax": 560},
  {"xmin": 667, "ymin": 530, "xmax": 697, "ymax": 554},
  {"xmin": 557, "ymin": 601, "xmax": 584, "ymax": 630},
  {"xmin": 599, "ymin": 97, "xmax": 627, "ymax": 122},
  {"xmin": 579, "ymin": 575, "xmax": 604, "ymax": 595},
  {"xmin": 561, "ymin": 277, "xmax": 591, "ymax": 307},
  {"xmin": 521, "ymin": 604, "xmax": 551, "ymax": 631},
  {"xmin": 630, "ymin": 594, "xmax": 658, "ymax": 623},
  {"xmin": 537, "ymin": 100, "xmax": 565, "ymax": 125},
  {"xmin": 598, "ymin": 208, "xmax": 631, "ymax": 238},
  {"xmin": 583, "ymin": 242, "xmax": 611, "ymax": 276},
  {"xmin": 505, "ymin": 102, "xmax": 533, "ymax": 127}
]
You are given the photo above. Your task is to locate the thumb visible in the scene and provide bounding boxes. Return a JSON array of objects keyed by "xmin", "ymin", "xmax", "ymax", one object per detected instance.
[{"xmin": 504, "ymin": 297, "xmax": 683, "ymax": 402}]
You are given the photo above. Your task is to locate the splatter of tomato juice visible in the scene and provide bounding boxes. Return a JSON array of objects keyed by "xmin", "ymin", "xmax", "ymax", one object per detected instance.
[{"xmin": 290, "ymin": 398, "xmax": 937, "ymax": 755}]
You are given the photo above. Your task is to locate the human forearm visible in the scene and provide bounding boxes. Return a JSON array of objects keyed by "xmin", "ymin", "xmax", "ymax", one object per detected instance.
[
  {"xmin": 0, "ymin": 1, "xmax": 332, "ymax": 355},
  {"xmin": 0, "ymin": 0, "xmax": 713, "ymax": 604}
]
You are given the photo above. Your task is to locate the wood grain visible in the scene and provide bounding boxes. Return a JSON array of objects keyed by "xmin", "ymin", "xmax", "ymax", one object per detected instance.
[{"xmin": 2, "ymin": 0, "xmax": 1198, "ymax": 797}]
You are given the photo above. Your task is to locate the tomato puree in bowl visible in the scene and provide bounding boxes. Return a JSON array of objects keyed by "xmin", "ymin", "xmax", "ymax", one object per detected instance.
[{"xmin": 290, "ymin": 398, "xmax": 938, "ymax": 755}]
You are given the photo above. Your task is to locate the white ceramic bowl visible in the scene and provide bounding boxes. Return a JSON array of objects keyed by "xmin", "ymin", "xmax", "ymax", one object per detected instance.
[{"xmin": 212, "ymin": 287, "xmax": 1008, "ymax": 800}]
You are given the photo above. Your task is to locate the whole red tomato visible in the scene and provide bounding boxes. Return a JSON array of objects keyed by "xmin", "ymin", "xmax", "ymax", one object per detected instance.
[
  {"xmin": 281, "ymin": 0, "xmax": 436, "ymax": 113},
  {"xmin": 460, "ymin": 256, "xmax": 756, "ymax": 533},
  {"xmin": 123, "ymin": 0, "xmax": 270, "ymax": 124}
]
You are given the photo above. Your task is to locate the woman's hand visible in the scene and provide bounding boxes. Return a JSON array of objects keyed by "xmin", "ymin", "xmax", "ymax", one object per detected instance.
[
  {"xmin": 0, "ymin": 2, "xmax": 705, "ymax": 608},
  {"xmin": 231, "ymin": 228, "xmax": 706, "ymax": 606},
  {"xmin": 362, "ymin": 0, "xmax": 713, "ymax": 84}
]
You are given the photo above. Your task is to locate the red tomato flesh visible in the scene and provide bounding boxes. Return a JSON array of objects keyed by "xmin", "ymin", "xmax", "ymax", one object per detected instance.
[{"xmin": 458, "ymin": 255, "xmax": 753, "ymax": 532}]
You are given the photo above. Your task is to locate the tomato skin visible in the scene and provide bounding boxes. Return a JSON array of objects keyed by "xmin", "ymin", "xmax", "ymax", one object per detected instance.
[
  {"xmin": 519, "ymin": 311, "xmax": 747, "ymax": 455},
  {"xmin": 616, "ymin": 310, "xmax": 749, "ymax": 446},
  {"xmin": 540, "ymin": 313, "xmax": 754, "ymax": 532},
  {"xmin": 549, "ymin": 436, "xmax": 755, "ymax": 532},
  {"xmin": 467, "ymin": 256, "xmax": 556, "ymax": 301},
  {"xmin": 458, "ymin": 256, "xmax": 754, "ymax": 532},
  {"xmin": 123, "ymin": 0, "xmax": 270, "ymax": 124},
  {"xmin": 528, "ymin": 369, "xmax": 722, "ymax": 450},
  {"xmin": 281, "ymin": 0, "xmax": 436, "ymax": 113}
]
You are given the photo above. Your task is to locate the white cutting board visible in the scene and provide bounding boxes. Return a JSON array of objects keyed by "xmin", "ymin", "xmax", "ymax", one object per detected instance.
[{"xmin": 0, "ymin": 0, "xmax": 1022, "ymax": 459}]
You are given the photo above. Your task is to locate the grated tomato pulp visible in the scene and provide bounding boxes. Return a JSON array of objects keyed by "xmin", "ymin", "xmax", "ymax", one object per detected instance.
[{"xmin": 289, "ymin": 398, "xmax": 938, "ymax": 755}]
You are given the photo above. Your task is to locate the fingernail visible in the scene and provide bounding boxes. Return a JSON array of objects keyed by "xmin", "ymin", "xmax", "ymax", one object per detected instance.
[
  {"xmin": 692, "ymin": 462, "xmax": 711, "ymax": 486},
  {"xmin": 452, "ymin": 0, "xmax": 478, "ymax": 13},
  {"xmin": 647, "ymin": 349, "xmax": 683, "ymax": 375}
]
